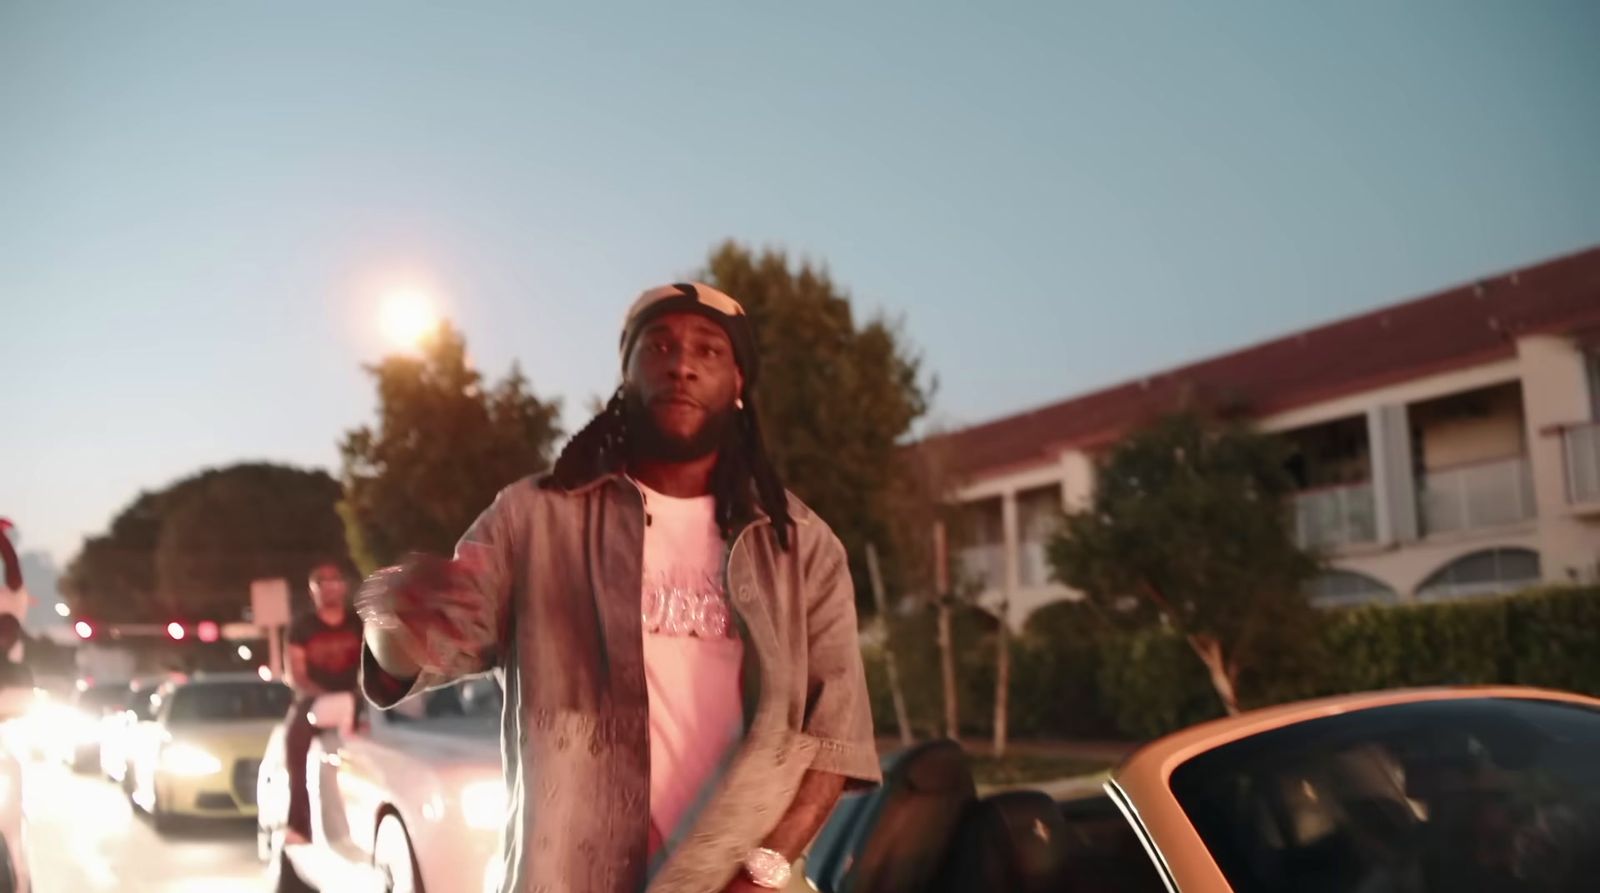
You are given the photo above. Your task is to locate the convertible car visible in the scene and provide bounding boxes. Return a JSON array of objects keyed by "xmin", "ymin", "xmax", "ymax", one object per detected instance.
[
  {"xmin": 804, "ymin": 686, "xmax": 1600, "ymax": 893},
  {"xmin": 258, "ymin": 677, "xmax": 505, "ymax": 893}
]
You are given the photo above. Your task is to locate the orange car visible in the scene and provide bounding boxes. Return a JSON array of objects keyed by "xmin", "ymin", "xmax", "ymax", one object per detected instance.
[{"xmin": 804, "ymin": 686, "xmax": 1600, "ymax": 893}]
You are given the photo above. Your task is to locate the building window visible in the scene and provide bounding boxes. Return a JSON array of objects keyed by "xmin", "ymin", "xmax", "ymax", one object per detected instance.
[
  {"xmin": 1306, "ymin": 571, "xmax": 1398, "ymax": 609},
  {"xmin": 1017, "ymin": 486, "xmax": 1063, "ymax": 588},
  {"xmin": 1416, "ymin": 548, "xmax": 1541, "ymax": 602},
  {"xmin": 954, "ymin": 498, "xmax": 1004, "ymax": 593}
]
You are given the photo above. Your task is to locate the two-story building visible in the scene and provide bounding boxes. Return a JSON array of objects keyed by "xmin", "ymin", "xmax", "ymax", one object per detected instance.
[{"xmin": 928, "ymin": 246, "xmax": 1600, "ymax": 626}]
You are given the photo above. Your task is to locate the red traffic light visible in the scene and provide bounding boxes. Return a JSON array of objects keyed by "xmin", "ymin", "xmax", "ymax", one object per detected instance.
[
  {"xmin": 196, "ymin": 621, "xmax": 220, "ymax": 643},
  {"xmin": 74, "ymin": 620, "xmax": 94, "ymax": 640},
  {"xmin": 166, "ymin": 621, "xmax": 186, "ymax": 641}
]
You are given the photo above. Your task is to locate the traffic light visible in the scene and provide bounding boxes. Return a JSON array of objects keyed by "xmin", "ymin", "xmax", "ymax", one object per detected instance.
[{"xmin": 196, "ymin": 620, "xmax": 220, "ymax": 643}]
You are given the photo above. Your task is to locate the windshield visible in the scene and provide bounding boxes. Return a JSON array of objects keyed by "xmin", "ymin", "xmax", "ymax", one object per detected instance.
[
  {"xmin": 1170, "ymin": 698, "xmax": 1600, "ymax": 893},
  {"xmin": 164, "ymin": 682, "xmax": 292, "ymax": 724}
]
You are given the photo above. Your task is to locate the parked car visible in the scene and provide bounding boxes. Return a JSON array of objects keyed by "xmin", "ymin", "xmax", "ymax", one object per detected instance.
[
  {"xmin": 101, "ymin": 674, "xmax": 180, "ymax": 786},
  {"xmin": 126, "ymin": 673, "xmax": 292, "ymax": 832},
  {"xmin": 805, "ymin": 686, "xmax": 1600, "ymax": 893},
  {"xmin": 258, "ymin": 677, "xmax": 505, "ymax": 893},
  {"xmin": 48, "ymin": 681, "xmax": 133, "ymax": 771}
]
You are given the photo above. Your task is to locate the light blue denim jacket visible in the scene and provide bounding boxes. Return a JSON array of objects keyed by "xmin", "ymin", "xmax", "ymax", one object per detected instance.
[{"xmin": 362, "ymin": 473, "xmax": 881, "ymax": 893}]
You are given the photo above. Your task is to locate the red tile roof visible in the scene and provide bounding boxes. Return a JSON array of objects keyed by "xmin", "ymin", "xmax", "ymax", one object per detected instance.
[{"xmin": 931, "ymin": 245, "xmax": 1600, "ymax": 480}]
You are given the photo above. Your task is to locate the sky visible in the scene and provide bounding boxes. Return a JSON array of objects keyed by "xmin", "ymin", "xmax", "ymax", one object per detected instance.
[{"xmin": 4, "ymin": 2, "xmax": 1600, "ymax": 571}]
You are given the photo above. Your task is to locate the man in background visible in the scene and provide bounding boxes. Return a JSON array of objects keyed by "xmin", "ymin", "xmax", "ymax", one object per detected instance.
[{"xmin": 282, "ymin": 561, "xmax": 362, "ymax": 843}]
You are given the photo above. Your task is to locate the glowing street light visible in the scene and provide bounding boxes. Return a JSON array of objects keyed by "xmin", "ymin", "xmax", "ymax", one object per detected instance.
[
  {"xmin": 166, "ymin": 621, "xmax": 186, "ymax": 641},
  {"xmin": 54, "ymin": 603, "xmax": 70, "ymax": 618},
  {"xmin": 379, "ymin": 289, "xmax": 440, "ymax": 351},
  {"xmin": 237, "ymin": 645, "xmax": 253, "ymax": 661}
]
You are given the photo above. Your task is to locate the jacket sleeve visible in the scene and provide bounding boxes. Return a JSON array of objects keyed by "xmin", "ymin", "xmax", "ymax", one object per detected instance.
[
  {"xmin": 799, "ymin": 535, "xmax": 882, "ymax": 788},
  {"xmin": 360, "ymin": 483, "xmax": 522, "ymax": 709}
]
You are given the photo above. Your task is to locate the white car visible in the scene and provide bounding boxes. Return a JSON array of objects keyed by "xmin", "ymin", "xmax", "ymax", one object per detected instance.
[
  {"xmin": 258, "ymin": 677, "xmax": 505, "ymax": 893},
  {"xmin": 125, "ymin": 674, "xmax": 293, "ymax": 831}
]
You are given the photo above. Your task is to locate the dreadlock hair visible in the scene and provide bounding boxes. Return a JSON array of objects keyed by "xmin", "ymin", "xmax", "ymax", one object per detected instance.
[{"xmin": 542, "ymin": 388, "xmax": 793, "ymax": 550}]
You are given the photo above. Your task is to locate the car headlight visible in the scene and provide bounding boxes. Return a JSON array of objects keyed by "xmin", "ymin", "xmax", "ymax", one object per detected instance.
[
  {"xmin": 459, "ymin": 779, "xmax": 506, "ymax": 830},
  {"xmin": 160, "ymin": 742, "xmax": 222, "ymax": 777}
]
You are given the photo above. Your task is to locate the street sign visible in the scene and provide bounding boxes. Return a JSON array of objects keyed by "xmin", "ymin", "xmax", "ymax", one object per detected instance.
[
  {"xmin": 250, "ymin": 578, "xmax": 292, "ymax": 678},
  {"xmin": 250, "ymin": 579, "xmax": 291, "ymax": 627}
]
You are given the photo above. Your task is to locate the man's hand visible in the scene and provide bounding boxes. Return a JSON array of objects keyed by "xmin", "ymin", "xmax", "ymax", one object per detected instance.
[{"xmin": 356, "ymin": 553, "xmax": 490, "ymax": 681}]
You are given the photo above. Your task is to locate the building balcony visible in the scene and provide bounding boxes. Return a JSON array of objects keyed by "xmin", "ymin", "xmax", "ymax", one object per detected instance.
[
  {"xmin": 956, "ymin": 543, "xmax": 1005, "ymax": 593},
  {"xmin": 1292, "ymin": 481, "xmax": 1378, "ymax": 551},
  {"xmin": 1564, "ymin": 422, "xmax": 1600, "ymax": 511},
  {"xmin": 1417, "ymin": 455, "xmax": 1535, "ymax": 536}
]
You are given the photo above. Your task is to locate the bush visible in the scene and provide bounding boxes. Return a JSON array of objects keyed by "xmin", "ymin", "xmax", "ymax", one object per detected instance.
[
  {"xmin": 896, "ymin": 584, "xmax": 1600, "ymax": 743},
  {"xmin": 863, "ymin": 603, "xmax": 998, "ymax": 739},
  {"xmin": 1506, "ymin": 586, "xmax": 1600, "ymax": 693}
]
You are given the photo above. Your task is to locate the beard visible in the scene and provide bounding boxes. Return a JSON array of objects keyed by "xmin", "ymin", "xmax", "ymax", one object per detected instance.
[{"xmin": 624, "ymin": 389, "xmax": 737, "ymax": 463}]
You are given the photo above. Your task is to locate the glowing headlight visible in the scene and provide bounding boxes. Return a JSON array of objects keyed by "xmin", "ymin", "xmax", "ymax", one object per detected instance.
[
  {"xmin": 160, "ymin": 742, "xmax": 222, "ymax": 777},
  {"xmin": 459, "ymin": 779, "xmax": 506, "ymax": 830}
]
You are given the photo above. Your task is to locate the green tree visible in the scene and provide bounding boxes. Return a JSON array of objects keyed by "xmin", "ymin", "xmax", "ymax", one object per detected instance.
[
  {"xmin": 154, "ymin": 464, "xmax": 349, "ymax": 619},
  {"xmin": 339, "ymin": 322, "xmax": 563, "ymax": 573},
  {"xmin": 702, "ymin": 241, "xmax": 932, "ymax": 611},
  {"xmin": 60, "ymin": 490, "xmax": 172, "ymax": 623},
  {"xmin": 62, "ymin": 463, "xmax": 349, "ymax": 623},
  {"xmin": 1047, "ymin": 412, "xmax": 1319, "ymax": 715}
]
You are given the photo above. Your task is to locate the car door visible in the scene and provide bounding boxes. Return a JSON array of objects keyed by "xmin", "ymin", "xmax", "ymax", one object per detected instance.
[{"xmin": 804, "ymin": 739, "xmax": 977, "ymax": 893}]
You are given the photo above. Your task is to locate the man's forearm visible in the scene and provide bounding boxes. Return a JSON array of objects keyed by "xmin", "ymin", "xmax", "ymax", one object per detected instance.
[
  {"xmin": 364, "ymin": 623, "xmax": 422, "ymax": 681},
  {"xmin": 762, "ymin": 769, "xmax": 847, "ymax": 861}
]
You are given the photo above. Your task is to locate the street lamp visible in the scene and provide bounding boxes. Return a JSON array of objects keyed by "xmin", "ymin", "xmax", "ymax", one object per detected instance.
[
  {"xmin": 379, "ymin": 289, "xmax": 440, "ymax": 351},
  {"xmin": 53, "ymin": 603, "xmax": 70, "ymax": 618}
]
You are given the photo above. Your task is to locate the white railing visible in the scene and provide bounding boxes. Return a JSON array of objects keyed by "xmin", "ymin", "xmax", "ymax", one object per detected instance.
[
  {"xmin": 1565, "ymin": 422, "xmax": 1600, "ymax": 505},
  {"xmin": 1019, "ymin": 541, "xmax": 1053, "ymax": 588},
  {"xmin": 1292, "ymin": 482, "xmax": 1378, "ymax": 550},
  {"xmin": 956, "ymin": 544, "xmax": 1005, "ymax": 592},
  {"xmin": 1418, "ymin": 455, "xmax": 1535, "ymax": 535}
]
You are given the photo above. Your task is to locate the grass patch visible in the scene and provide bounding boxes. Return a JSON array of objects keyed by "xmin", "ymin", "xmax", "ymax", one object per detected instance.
[{"xmin": 968, "ymin": 753, "xmax": 1111, "ymax": 787}]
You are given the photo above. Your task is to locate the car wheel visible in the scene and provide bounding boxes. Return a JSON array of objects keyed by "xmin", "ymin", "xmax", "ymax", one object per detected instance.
[
  {"xmin": 265, "ymin": 829, "xmax": 315, "ymax": 893},
  {"xmin": 373, "ymin": 814, "xmax": 424, "ymax": 893},
  {"xmin": 150, "ymin": 797, "xmax": 177, "ymax": 835}
]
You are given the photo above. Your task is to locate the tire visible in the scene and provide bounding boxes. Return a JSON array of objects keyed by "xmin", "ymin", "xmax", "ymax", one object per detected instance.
[
  {"xmin": 373, "ymin": 814, "xmax": 425, "ymax": 893},
  {"xmin": 150, "ymin": 797, "xmax": 177, "ymax": 836},
  {"xmin": 265, "ymin": 829, "xmax": 315, "ymax": 893}
]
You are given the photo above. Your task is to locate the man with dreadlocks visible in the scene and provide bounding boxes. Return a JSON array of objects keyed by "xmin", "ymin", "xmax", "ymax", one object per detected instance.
[{"xmin": 357, "ymin": 283, "xmax": 879, "ymax": 893}]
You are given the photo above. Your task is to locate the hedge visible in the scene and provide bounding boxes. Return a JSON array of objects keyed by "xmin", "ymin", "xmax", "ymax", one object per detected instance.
[{"xmin": 863, "ymin": 584, "xmax": 1600, "ymax": 742}]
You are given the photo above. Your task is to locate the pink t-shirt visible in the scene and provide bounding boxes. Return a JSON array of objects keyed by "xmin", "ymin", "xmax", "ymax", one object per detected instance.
[{"xmin": 636, "ymin": 482, "xmax": 746, "ymax": 858}]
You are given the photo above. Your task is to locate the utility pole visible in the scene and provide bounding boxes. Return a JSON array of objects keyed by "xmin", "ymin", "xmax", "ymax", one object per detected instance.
[{"xmin": 866, "ymin": 543, "xmax": 913, "ymax": 747}]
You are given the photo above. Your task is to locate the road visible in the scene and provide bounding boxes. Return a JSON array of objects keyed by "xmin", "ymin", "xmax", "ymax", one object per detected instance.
[{"xmin": 22, "ymin": 757, "xmax": 268, "ymax": 893}]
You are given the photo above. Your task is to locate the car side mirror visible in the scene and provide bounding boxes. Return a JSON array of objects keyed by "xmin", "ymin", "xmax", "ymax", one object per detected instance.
[{"xmin": 307, "ymin": 692, "xmax": 357, "ymax": 735}]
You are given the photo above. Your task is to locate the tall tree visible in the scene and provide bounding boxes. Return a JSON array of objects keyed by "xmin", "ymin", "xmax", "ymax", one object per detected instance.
[
  {"xmin": 702, "ymin": 241, "xmax": 932, "ymax": 611},
  {"xmin": 339, "ymin": 322, "xmax": 562, "ymax": 573},
  {"xmin": 61, "ymin": 490, "xmax": 177, "ymax": 623},
  {"xmin": 154, "ymin": 464, "xmax": 349, "ymax": 619},
  {"xmin": 1048, "ymin": 412, "xmax": 1319, "ymax": 715},
  {"xmin": 62, "ymin": 463, "xmax": 349, "ymax": 623}
]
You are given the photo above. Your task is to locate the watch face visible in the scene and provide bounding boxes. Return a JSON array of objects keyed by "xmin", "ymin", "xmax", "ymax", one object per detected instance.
[{"xmin": 745, "ymin": 848, "xmax": 792, "ymax": 888}]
